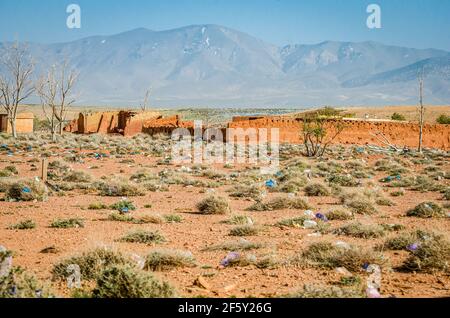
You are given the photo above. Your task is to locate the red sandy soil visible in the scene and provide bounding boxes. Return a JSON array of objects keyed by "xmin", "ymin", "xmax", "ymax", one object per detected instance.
[{"xmin": 0, "ymin": 149, "xmax": 449, "ymax": 298}]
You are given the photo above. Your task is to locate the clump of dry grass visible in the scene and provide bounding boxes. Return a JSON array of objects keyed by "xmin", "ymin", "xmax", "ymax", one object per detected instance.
[
  {"xmin": 222, "ymin": 215, "xmax": 254, "ymax": 225},
  {"xmin": 293, "ymin": 242, "xmax": 386, "ymax": 272},
  {"xmin": 228, "ymin": 184, "xmax": 263, "ymax": 201},
  {"xmin": 203, "ymin": 239, "xmax": 264, "ymax": 251},
  {"xmin": 197, "ymin": 196, "xmax": 231, "ymax": 215},
  {"xmin": 326, "ymin": 174, "xmax": 360, "ymax": 187},
  {"xmin": 63, "ymin": 170, "xmax": 93, "ymax": 183},
  {"xmin": 52, "ymin": 248, "xmax": 133, "ymax": 280},
  {"xmin": 229, "ymin": 225, "xmax": 260, "ymax": 236},
  {"xmin": 96, "ymin": 178, "xmax": 145, "ymax": 197},
  {"xmin": 246, "ymin": 197, "xmax": 310, "ymax": 211},
  {"xmin": 334, "ymin": 222, "xmax": 386, "ymax": 239},
  {"xmin": 5, "ymin": 179, "xmax": 48, "ymax": 202},
  {"xmin": 275, "ymin": 216, "xmax": 307, "ymax": 228},
  {"xmin": 144, "ymin": 249, "xmax": 196, "ymax": 271},
  {"xmin": 91, "ymin": 264, "xmax": 176, "ymax": 298},
  {"xmin": 339, "ymin": 192, "xmax": 377, "ymax": 215},
  {"xmin": 400, "ymin": 235, "xmax": 450, "ymax": 273},
  {"xmin": 50, "ymin": 218, "xmax": 84, "ymax": 229},
  {"xmin": 406, "ymin": 202, "xmax": 445, "ymax": 218},
  {"xmin": 285, "ymin": 284, "xmax": 365, "ymax": 298},
  {"xmin": 8, "ymin": 219, "xmax": 36, "ymax": 230},
  {"xmin": 326, "ymin": 210, "xmax": 354, "ymax": 221},
  {"xmin": 0, "ymin": 266, "xmax": 54, "ymax": 298},
  {"xmin": 304, "ymin": 183, "xmax": 330, "ymax": 197},
  {"xmin": 119, "ymin": 230, "xmax": 166, "ymax": 245},
  {"xmin": 380, "ymin": 230, "xmax": 437, "ymax": 251}
]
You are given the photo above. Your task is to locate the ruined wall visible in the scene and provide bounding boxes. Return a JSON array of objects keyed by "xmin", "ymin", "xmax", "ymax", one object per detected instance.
[
  {"xmin": 64, "ymin": 110, "xmax": 160, "ymax": 136},
  {"xmin": 0, "ymin": 113, "xmax": 34, "ymax": 133},
  {"xmin": 227, "ymin": 116, "xmax": 450, "ymax": 150}
]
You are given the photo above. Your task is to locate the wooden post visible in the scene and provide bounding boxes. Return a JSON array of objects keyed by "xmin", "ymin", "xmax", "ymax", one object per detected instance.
[{"xmin": 40, "ymin": 158, "xmax": 48, "ymax": 182}]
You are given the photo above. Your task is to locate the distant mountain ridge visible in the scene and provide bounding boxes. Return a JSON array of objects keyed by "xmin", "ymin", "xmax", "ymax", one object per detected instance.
[{"xmin": 1, "ymin": 24, "xmax": 449, "ymax": 107}]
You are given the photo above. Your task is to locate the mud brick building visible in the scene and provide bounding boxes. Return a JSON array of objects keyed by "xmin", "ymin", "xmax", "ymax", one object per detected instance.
[{"xmin": 0, "ymin": 112, "xmax": 34, "ymax": 134}]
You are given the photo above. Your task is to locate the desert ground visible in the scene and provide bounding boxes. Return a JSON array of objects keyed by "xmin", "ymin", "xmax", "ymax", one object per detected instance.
[{"xmin": 0, "ymin": 107, "xmax": 449, "ymax": 298}]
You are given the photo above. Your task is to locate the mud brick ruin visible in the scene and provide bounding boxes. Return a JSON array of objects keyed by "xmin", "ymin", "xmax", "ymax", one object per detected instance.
[{"xmin": 64, "ymin": 111, "xmax": 450, "ymax": 150}]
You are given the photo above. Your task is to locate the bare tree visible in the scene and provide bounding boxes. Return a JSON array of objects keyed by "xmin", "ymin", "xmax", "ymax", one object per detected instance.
[
  {"xmin": 140, "ymin": 87, "xmax": 151, "ymax": 111},
  {"xmin": 417, "ymin": 69, "xmax": 425, "ymax": 153},
  {"xmin": 36, "ymin": 66, "xmax": 58, "ymax": 142},
  {"xmin": 0, "ymin": 43, "xmax": 35, "ymax": 138},
  {"xmin": 36, "ymin": 62, "xmax": 78, "ymax": 140}
]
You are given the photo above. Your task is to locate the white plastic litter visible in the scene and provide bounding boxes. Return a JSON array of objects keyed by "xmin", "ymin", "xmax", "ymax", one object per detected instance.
[
  {"xmin": 334, "ymin": 241, "xmax": 351, "ymax": 250},
  {"xmin": 304, "ymin": 210, "xmax": 315, "ymax": 219},
  {"xmin": 303, "ymin": 220, "xmax": 317, "ymax": 229}
]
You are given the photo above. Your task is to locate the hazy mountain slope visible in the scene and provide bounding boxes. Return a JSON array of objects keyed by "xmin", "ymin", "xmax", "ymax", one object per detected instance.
[{"xmin": 1, "ymin": 25, "xmax": 449, "ymax": 107}]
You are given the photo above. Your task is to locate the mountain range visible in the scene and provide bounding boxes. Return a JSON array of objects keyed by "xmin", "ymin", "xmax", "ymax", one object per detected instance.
[{"xmin": 1, "ymin": 24, "xmax": 449, "ymax": 107}]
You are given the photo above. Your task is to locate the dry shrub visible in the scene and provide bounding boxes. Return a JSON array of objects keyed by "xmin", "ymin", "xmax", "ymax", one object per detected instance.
[
  {"xmin": 91, "ymin": 265, "xmax": 176, "ymax": 298},
  {"xmin": 406, "ymin": 202, "xmax": 445, "ymax": 218},
  {"xmin": 144, "ymin": 249, "xmax": 196, "ymax": 271},
  {"xmin": 247, "ymin": 197, "xmax": 310, "ymax": 211},
  {"xmin": 52, "ymin": 248, "xmax": 132, "ymax": 280},
  {"xmin": 296, "ymin": 242, "xmax": 385, "ymax": 272},
  {"xmin": 304, "ymin": 183, "xmax": 330, "ymax": 197},
  {"xmin": 5, "ymin": 179, "xmax": 48, "ymax": 202},
  {"xmin": 197, "ymin": 196, "xmax": 230, "ymax": 215}
]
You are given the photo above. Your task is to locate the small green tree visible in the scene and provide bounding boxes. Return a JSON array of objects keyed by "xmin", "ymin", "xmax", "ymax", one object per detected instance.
[
  {"xmin": 391, "ymin": 113, "xmax": 406, "ymax": 121},
  {"xmin": 301, "ymin": 110, "xmax": 346, "ymax": 157},
  {"xmin": 436, "ymin": 114, "xmax": 450, "ymax": 124}
]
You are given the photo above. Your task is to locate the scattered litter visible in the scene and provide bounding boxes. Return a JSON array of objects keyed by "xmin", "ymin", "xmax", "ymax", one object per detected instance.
[
  {"xmin": 131, "ymin": 254, "xmax": 145, "ymax": 270},
  {"xmin": 220, "ymin": 252, "xmax": 240, "ymax": 267},
  {"xmin": 315, "ymin": 213, "xmax": 328, "ymax": 222},
  {"xmin": 303, "ymin": 210, "xmax": 315, "ymax": 219},
  {"xmin": 366, "ymin": 287, "xmax": 381, "ymax": 298},
  {"xmin": 265, "ymin": 179, "xmax": 277, "ymax": 188},
  {"xmin": 0, "ymin": 245, "xmax": 12, "ymax": 278},
  {"xmin": 275, "ymin": 171, "xmax": 283, "ymax": 178},
  {"xmin": 406, "ymin": 243, "xmax": 420, "ymax": 251},
  {"xmin": 307, "ymin": 232, "xmax": 322, "ymax": 237},
  {"xmin": 335, "ymin": 267, "xmax": 352, "ymax": 276},
  {"xmin": 179, "ymin": 166, "xmax": 192, "ymax": 173},
  {"xmin": 303, "ymin": 220, "xmax": 317, "ymax": 229},
  {"xmin": 335, "ymin": 241, "xmax": 351, "ymax": 250},
  {"xmin": 22, "ymin": 187, "xmax": 31, "ymax": 194}
]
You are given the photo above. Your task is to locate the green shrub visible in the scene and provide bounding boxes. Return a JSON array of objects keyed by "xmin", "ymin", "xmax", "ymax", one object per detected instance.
[
  {"xmin": 8, "ymin": 219, "xmax": 36, "ymax": 230},
  {"xmin": 164, "ymin": 214, "xmax": 183, "ymax": 223},
  {"xmin": 0, "ymin": 267, "xmax": 53, "ymax": 298},
  {"xmin": 436, "ymin": 114, "xmax": 450, "ymax": 124},
  {"xmin": 110, "ymin": 200, "xmax": 136, "ymax": 212},
  {"xmin": 88, "ymin": 202, "xmax": 109, "ymax": 210},
  {"xmin": 391, "ymin": 113, "xmax": 406, "ymax": 121},
  {"xmin": 50, "ymin": 218, "xmax": 84, "ymax": 229}
]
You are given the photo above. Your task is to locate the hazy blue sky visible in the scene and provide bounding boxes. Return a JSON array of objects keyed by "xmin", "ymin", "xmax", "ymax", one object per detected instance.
[{"xmin": 1, "ymin": 0, "xmax": 449, "ymax": 50}]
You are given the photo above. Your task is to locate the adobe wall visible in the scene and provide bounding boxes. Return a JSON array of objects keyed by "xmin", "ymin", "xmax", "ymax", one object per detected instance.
[
  {"xmin": 227, "ymin": 116, "xmax": 450, "ymax": 150},
  {"xmin": 64, "ymin": 110, "xmax": 160, "ymax": 136},
  {"xmin": 0, "ymin": 113, "xmax": 34, "ymax": 133}
]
